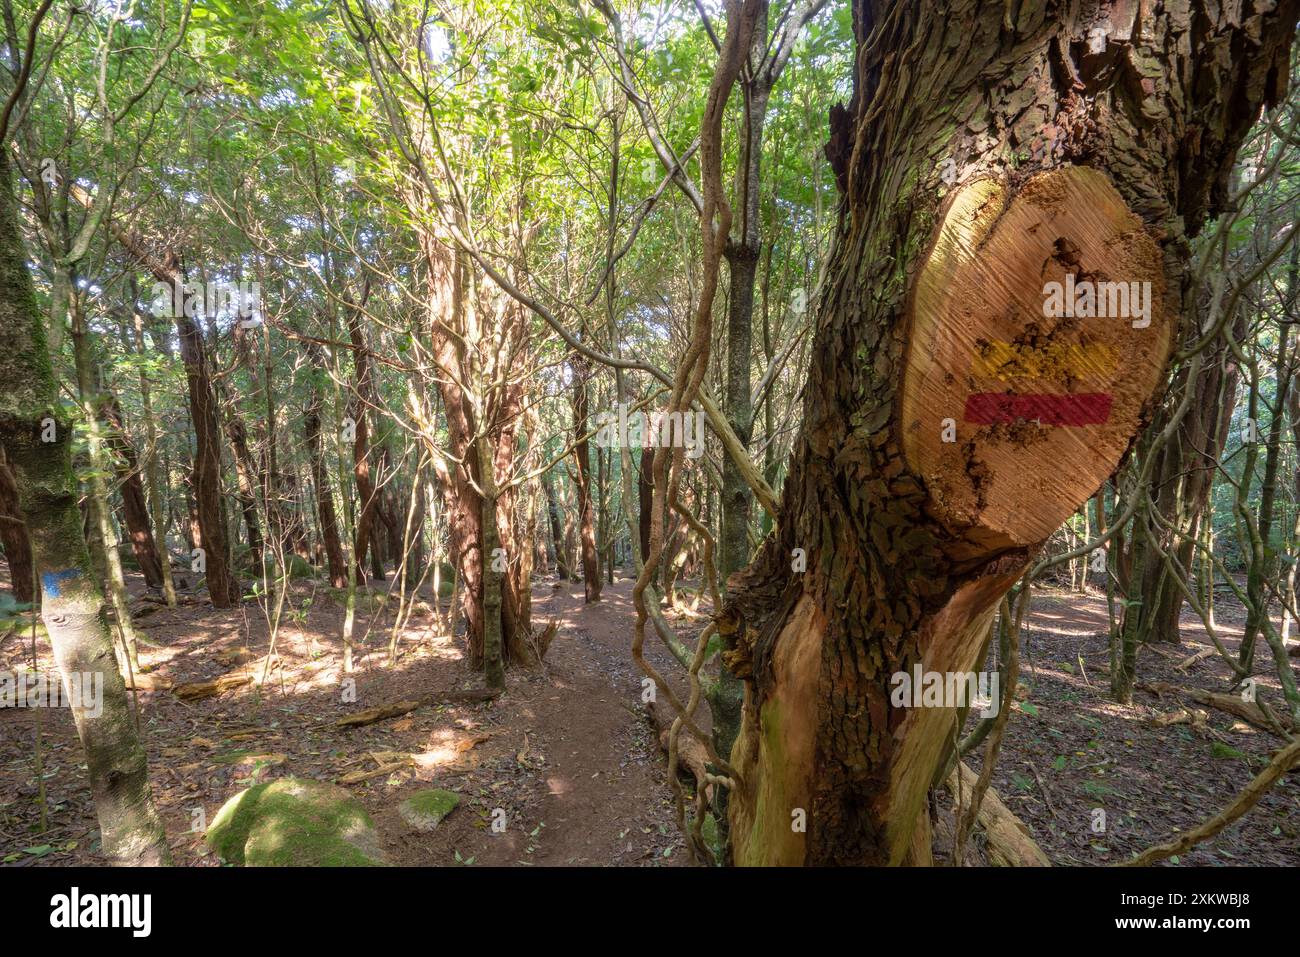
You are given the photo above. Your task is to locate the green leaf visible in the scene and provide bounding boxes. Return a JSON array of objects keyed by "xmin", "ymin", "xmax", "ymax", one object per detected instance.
[{"xmin": 1210, "ymin": 742, "xmax": 1247, "ymax": 761}]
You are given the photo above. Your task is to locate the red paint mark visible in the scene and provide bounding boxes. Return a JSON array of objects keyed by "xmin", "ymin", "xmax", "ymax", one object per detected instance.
[{"xmin": 963, "ymin": 392, "xmax": 1113, "ymax": 426}]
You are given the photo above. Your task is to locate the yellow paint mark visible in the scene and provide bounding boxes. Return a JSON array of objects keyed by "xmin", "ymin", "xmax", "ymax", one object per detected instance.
[{"xmin": 971, "ymin": 339, "xmax": 1118, "ymax": 382}]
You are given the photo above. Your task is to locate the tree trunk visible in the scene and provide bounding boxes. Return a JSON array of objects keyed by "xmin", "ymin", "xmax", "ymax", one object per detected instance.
[
  {"xmin": 345, "ymin": 292, "xmax": 385, "ymax": 583},
  {"xmin": 573, "ymin": 355, "xmax": 602, "ymax": 602},
  {"xmin": 0, "ymin": 445, "xmax": 35, "ymax": 604},
  {"xmin": 1131, "ymin": 317, "xmax": 1242, "ymax": 644},
  {"xmin": 131, "ymin": 301, "xmax": 177, "ymax": 607},
  {"xmin": 304, "ymin": 353, "xmax": 348, "ymax": 589},
  {"xmin": 68, "ymin": 292, "xmax": 145, "ymax": 670},
  {"xmin": 0, "ymin": 152, "xmax": 170, "ymax": 864},
  {"xmin": 637, "ymin": 443, "xmax": 654, "ymax": 563},
  {"xmin": 101, "ymin": 393, "xmax": 164, "ymax": 590},
  {"xmin": 219, "ymin": 392, "xmax": 265, "ymax": 571},
  {"xmin": 178, "ymin": 309, "xmax": 238, "ymax": 606},
  {"xmin": 1283, "ymin": 386, "xmax": 1300, "ymax": 643},
  {"xmin": 543, "ymin": 468, "xmax": 570, "ymax": 580},
  {"xmin": 1240, "ymin": 321, "xmax": 1295, "ymax": 667},
  {"xmin": 422, "ymin": 233, "xmax": 533, "ymax": 672},
  {"xmin": 720, "ymin": 0, "xmax": 1296, "ymax": 866}
]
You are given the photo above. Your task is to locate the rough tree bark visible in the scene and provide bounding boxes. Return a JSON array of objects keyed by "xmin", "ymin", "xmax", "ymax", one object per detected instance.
[
  {"xmin": 637, "ymin": 443, "xmax": 654, "ymax": 563},
  {"xmin": 0, "ymin": 444, "xmax": 35, "ymax": 604},
  {"xmin": 344, "ymin": 286, "xmax": 387, "ymax": 583},
  {"xmin": 174, "ymin": 301, "xmax": 238, "ymax": 607},
  {"xmin": 720, "ymin": 0, "xmax": 1297, "ymax": 866}
]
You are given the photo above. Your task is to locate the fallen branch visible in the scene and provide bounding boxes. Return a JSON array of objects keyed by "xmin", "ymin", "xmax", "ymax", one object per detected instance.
[
  {"xmin": 337, "ymin": 759, "xmax": 412, "ymax": 785},
  {"xmin": 172, "ymin": 656, "xmax": 281, "ymax": 700},
  {"xmin": 123, "ymin": 672, "xmax": 173, "ymax": 691},
  {"xmin": 1123, "ymin": 733, "xmax": 1300, "ymax": 866},
  {"xmin": 333, "ymin": 688, "xmax": 500, "ymax": 728},
  {"xmin": 1139, "ymin": 681, "xmax": 1294, "ymax": 737},
  {"xmin": 1150, "ymin": 707, "xmax": 1209, "ymax": 729},
  {"xmin": 1176, "ymin": 647, "xmax": 1215, "ymax": 671},
  {"xmin": 335, "ymin": 735, "xmax": 494, "ymax": 784},
  {"xmin": 174, "ymin": 672, "xmax": 254, "ymax": 701}
]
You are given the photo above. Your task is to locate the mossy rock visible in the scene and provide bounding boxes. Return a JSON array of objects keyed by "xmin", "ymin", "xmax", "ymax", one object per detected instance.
[
  {"xmin": 397, "ymin": 789, "xmax": 460, "ymax": 832},
  {"xmin": 206, "ymin": 778, "xmax": 388, "ymax": 866}
]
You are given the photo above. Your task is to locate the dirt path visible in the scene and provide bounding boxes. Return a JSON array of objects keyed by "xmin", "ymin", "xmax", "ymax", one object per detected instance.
[
  {"xmin": 4, "ymin": 569, "xmax": 1295, "ymax": 867},
  {"xmin": 0, "ymin": 573, "xmax": 697, "ymax": 866},
  {"xmin": 372, "ymin": 576, "xmax": 694, "ymax": 867}
]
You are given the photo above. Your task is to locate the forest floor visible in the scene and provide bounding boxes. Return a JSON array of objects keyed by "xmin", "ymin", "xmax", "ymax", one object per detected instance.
[
  {"xmin": 0, "ymin": 569, "xmax": 1297, "ymax": 866},
  {"xmin": 970, "ymin": 583, "xmax": 1299, "ymax": 866}
]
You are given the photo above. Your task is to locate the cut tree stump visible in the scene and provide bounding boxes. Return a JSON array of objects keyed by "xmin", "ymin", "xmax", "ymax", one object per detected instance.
[{"xmin": 901, "ymin": 169, "xmax": 1172, "ymax": 558}]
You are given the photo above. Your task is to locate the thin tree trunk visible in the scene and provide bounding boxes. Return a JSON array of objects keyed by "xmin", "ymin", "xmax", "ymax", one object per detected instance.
[
  {"xmin": 102, "ymin": 393, "xmax": 164, "ymax": 590},
  {"xmin": 304, "ymin": 359, "xmax": 348, "ymax": 589},
  {"xmin": 68, "ymin": 289, "xmax": 144, "ymax": 670},
  {"xmin": 0, "ymin": 152, "xmax": 169, "ymax": 864},
  {"xmin": 543, "ymin": 468, "xmax": 570, "ymax": 580},
  {"xmin": 638, "ymin": 444, "xmax": 654, "ymax": 563},
  {"xmin": 345, "ymin": 290, "xmax": 385, "ymax": 584},
  {"xmin": 573, "ymin": 355, "xmax": 602, "ymax": 602}
]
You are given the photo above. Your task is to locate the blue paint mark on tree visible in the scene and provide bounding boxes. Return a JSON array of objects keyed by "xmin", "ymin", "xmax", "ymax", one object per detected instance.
[{"xmin": 41, "ymin": 568, "xmax": 81, "ymax": 598}]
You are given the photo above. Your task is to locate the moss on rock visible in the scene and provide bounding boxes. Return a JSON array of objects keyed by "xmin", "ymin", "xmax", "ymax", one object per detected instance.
[
  {"xmin": 206, "ymin": 777, "xmax": 387, "ymax": 866},
  {"xmin": 397, "ymin": 789, "xmax": 460, "ymax": 832}
]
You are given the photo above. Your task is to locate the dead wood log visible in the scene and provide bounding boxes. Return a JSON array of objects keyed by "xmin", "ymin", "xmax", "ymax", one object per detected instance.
[
  {"xmin": 333, "ymin": 688, "xmax": 501, "ymax": 728},
  {"xmin": 645, "ymin": 700, "xmax": 713, "ymax": 801},
  {"xmin": 172, "ymin": 656, "xmax": 280, "ymax": 701},
  {"xmin": 1175, "ymin": 647, "xmax": 1215, "ymax": 671},
  {"xmin": 944, "ymin": 762, "xmax": 1051, "ymax": 867},
  {"xmin": 173, "ymin": 672, "xmax": 255, "ymax": 701},
  {"xmin": 1139, "ymin": 681, "xmax": 1294, "ymax": 737},
  {"xmin": 122, "ymin": 672, "xmax": 173, "ymax": 691}
]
